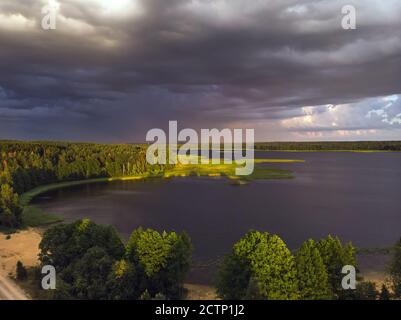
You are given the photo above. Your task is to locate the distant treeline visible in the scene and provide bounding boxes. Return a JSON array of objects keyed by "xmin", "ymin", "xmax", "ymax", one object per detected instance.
[
  {"xmin": 255, "ymin": 141, "xmax": 401, "ymax": 151},
  {"xmin": 0, "ymin": 141, "xmax": 172, "ymax": 227}
]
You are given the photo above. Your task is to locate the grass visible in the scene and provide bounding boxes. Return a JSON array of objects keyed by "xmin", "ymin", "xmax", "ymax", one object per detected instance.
[
  {"xmin": 22, "ymin": 205, "xmax": 63, "ymax": 227},
  {"xmin": 162, "ymin": 156, "xmax": 297, "ymax": 181},
  {"xmin": 18, "ymin": 178, "xmax": 113, "ymax": 229},
  {"xmin": 247, "ymin": 167, "xmax": 294, "ymax": 180},
  {"xmin": 19, "ymin": 176, "xmax": 146, "ymax": 206}
]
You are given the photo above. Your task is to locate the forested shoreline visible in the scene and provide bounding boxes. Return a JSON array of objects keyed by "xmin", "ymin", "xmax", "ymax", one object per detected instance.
[
  {"xmin": 0, "ymin": 141, "xmax": 172, "ymax": 227},
  {"xmin": 1, "ymin": 140, "xmax": 400, "ymax": 228}
]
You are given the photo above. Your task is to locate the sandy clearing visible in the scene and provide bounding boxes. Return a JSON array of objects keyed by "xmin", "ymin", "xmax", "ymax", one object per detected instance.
[
  {"xmin": 0, "ymin": 228, "xmax": 42, "ymax": 300},
  {"xmin": 0, "ymin": 228, "xmax": 42, "ymax": 277}
]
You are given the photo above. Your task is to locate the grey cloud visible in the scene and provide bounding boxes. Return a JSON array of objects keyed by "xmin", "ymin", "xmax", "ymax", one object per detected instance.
[{"xmin": 0, "ymin": 0, "xmax": 401, "ymax": 141}]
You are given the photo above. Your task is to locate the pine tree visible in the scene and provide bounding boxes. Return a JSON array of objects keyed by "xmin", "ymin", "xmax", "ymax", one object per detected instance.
[
  {"xmin": 16, "ymin": 260, "xmax": 28, "ymax": 281},
  {"xmin": 296, "ymin": 239, "xmax": 332, "ymax": 300},
  {"xmin": 0, "ymin": 166, "xmax": 12, "ymax": 185},
  {"xmin": 0, "ymin": 183, "xmax": 22, "ymax": 227},
  {"xmin": 316, "ymin": 235, "xmax": 357, "ymax": 298}
]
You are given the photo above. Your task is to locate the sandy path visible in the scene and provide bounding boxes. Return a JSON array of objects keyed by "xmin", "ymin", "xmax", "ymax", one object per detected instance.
[
  {"xmin": 0, "ymin": 228, "xmax": 42, "ymax": 300},
  {"xmin": 0, "ymin": 274, "xmax": 28, "ymax": 300}
]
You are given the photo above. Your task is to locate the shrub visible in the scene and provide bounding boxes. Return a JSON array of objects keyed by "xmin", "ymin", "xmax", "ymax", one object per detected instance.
[{"xmin": 16, "ymin": 260, "xmax": 28, "ymax": 281}]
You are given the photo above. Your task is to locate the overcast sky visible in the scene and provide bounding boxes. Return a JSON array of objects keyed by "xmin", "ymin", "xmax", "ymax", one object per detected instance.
[{"xmin": 0, "ymin": 0, "xmax": 400, "ymax": 142}]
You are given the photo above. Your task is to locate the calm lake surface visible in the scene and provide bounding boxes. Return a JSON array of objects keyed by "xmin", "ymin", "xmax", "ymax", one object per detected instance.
[{"xmin": 33, "ymin": 152, "xmax": 401, "ymax": 261}]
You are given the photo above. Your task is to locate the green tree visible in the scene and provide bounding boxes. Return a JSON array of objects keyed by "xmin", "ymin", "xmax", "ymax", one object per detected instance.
[
  {"xmin": 216, "ymin": 251, "xmax": 250, "ymax": 299},
  {"xmin": 0, "ymin": 183, "xmax": 22, "ymax": 227},
  {"xmin": 316, "ymin": 235, "xmax": 356, "ymax": 298},
  {"xmin": 38, "ymin": 221, "xmax": 192, "ymax": 300},
  {"xmin": 48, "ymin": 277, "xmax": 73, "ymax": 300},
  {"xmin": 296, "ymin": 239, "xmax": 332, "ymax": 300},
  {"xmin": 107, "ymin": 259, "xmax": 142, "ymax": 300},
  {"xmin": 71, "ymin": 246, "xmax": 115, "ymax": 300},
  {"xmin": 39, "ymin": 219, "xmax": 125, "ymax": 272},
  {"xmin": 217, "ymin": 231, "xmax": 299, "ymax": 300},
  {"xmin": 0, "ymin": 167, "xmax": 13, "ymax": 185},
  {"xmin": 389, "ymin": 237, "xmax": 401, "ymax": 298},
  {"xmin": 244, "ymin": 277, "xmax": 265, "ymax": 300},
  {"xmin": 126, "ymin": 228, "xmax": 192, "ymax": 299}
]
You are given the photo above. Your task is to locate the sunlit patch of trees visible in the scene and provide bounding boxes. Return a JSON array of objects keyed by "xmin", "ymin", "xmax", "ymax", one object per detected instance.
[
  {"xmin": 0, "ymin": 167, "xmax": 22, "ymax": 227},
  {"xmin": 216, "ymin": 231, "xmax": 398, "ymax": 300}
]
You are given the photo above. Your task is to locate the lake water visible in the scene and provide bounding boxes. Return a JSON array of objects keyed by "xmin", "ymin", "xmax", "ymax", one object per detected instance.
[{"xmin": 33, "ymin": 152, "xmax": 401, "ymax": 263}]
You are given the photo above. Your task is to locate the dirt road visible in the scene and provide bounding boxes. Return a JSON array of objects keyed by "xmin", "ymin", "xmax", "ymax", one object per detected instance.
[{"xmin": 0, "ymin": 274, "xmax": 28, "ymax": 300}]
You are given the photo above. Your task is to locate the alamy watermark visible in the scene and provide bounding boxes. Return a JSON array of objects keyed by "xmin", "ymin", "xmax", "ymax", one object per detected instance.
[
  {"xmin": 41, "ymin": 265, "xmax": 56, "ymax": 290},
  {"xmin": 146, "ymin": 121, "xmax": 255, "ymax": 176},
  {"xmin": 341, "ymin": 265, "xmax": 356, "ymax": 290},
  {"xmin": 41, "ymin": 0, "xmax": 59, "ymax": 30},
  {"xmin": 40, "ymin": 2, "xmax": 357, "ymax": 31},
  {"xmin": 342, "ymin": 5, "xmax": 357, "ymax": 30}
]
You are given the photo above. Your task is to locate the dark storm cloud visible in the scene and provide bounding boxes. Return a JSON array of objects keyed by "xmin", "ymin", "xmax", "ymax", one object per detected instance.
[{"xmin": 0, "ymin": 0, "xmax": 401, "ymax": 141}]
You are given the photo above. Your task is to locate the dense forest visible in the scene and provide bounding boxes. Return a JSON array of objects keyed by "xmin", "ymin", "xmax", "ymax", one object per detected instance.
[
  {"xmin": 255, "ymin": 141, "xmax": 401, "ymax": 151},
  {"xmin": 34, "ymin": 220, "xmax": 193, "ymax": 300},
  {"xmin": 0, "ymin": 141, "xmax": 172, "ymax": 227}
]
